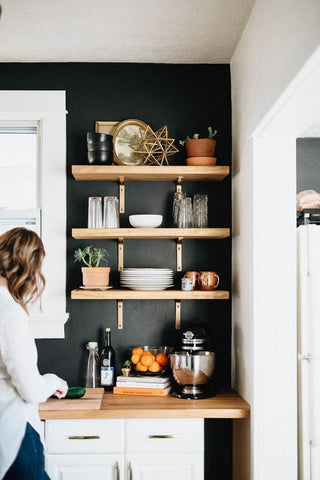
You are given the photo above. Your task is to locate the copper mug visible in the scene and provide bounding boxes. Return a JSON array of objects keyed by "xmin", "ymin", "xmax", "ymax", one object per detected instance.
[
  {"xmin": 198, "ymin": 271, "xmax": 220, "ymax": 291},
  {"xmin": 183, "ymin": 271, "xmax": 199, "ymax": 290}
]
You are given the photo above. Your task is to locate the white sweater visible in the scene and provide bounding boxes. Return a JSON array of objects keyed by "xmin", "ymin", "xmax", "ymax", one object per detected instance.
[{"xmin": 0, "ymin": 287, "xmax": 64, "ymax": 479}]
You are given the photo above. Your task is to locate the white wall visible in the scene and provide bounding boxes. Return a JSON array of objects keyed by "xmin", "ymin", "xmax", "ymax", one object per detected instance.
[{"xmin": 231, "ymin": 1, "xmax": 320, "ymax": 479}]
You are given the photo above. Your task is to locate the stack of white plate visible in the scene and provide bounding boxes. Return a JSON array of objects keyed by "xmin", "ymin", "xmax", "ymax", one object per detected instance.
[{"xmin": 120, "ymin": 268, "xmax": 174, "ymax": 291}]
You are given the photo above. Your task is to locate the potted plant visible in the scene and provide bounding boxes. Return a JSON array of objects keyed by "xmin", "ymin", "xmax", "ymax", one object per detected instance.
[
  {"xmin": 74, "ymin": 246, "xmax": 110, "ymax": 287},
  {"xmin": 121, "ymin": 360, "xmax": 132, "ymax": 377},
  {"xmin": 179, "ymin": 126, "xmax": 218, "ymax": 159}
]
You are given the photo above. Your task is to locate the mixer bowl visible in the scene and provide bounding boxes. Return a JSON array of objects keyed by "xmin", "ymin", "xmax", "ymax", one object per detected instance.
[{"xmin": 170, "ymin": 351, "xmax": 215, "ymax": 386}]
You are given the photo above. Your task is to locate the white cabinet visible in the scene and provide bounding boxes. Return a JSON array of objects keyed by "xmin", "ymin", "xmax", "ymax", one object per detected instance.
[
  {"xmin": 45, "ymin": 418, "xmax": 204, "ymax": 480},
  {"xmin": 45, "ymin": 419, "xmax": 125, "ymax": 480},
  {"xmin": 46, "ymin": 454, "xmax": 123, "ymax": 480},
  {"xmin": 127, "ymin": 453, "xmax": 203, "ymax": 480},
  {"xmin": 125, "ymin": 419, "xmax": 203, "ymax": 480}
]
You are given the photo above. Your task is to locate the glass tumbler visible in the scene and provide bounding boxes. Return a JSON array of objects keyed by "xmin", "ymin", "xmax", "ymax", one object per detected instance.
[
  {"xmin": 172, "ymin": 192, "xmax": 186, "ymax": 227},
  {"xmin": 193, "ymin": 194, "xmax": 208, "ymax": 228},
  {"xmin": 103, "ymin": 196, "xmax": 119, "ymax": 228},
  {"xmin": 88, "ymin": 197, "xmax": 102, "ymax": 228}
]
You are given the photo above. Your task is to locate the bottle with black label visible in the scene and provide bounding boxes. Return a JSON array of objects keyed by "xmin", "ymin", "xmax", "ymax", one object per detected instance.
[{"xmin": 100, "ymin": 327, "xmax": 115, "ymax": 390}]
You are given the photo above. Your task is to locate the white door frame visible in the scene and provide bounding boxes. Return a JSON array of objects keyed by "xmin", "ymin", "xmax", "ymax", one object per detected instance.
[{"xmin": 246, "ymin": 46, "xmax": 320, "ymax": 479}]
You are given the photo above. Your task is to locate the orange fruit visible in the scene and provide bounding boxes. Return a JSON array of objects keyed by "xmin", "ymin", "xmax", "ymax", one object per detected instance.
[
  {"xmin": 148, "ymin": 361, "xmax": 161, "ymax": 373},
  {"xmin": 131, "ymin": 353, "xmax": 141, "ymax": 365},
  {"xmin": 156, "ymin": 353, "xmax": 168, "ymax": 367},
  {"xmin": 136, "ymin": 362, "xmax": 148, "ymax": 372},
  {"xmin": 140, "ymin": 354, "xmax": 155, "ymax": 367},
  {"xmin": 132, "ymin": 347, "xmax": 144, "ymax": 356},
  {"xmin": 143, "ymin": 351, "xmax": 153, "ymax": 356}
]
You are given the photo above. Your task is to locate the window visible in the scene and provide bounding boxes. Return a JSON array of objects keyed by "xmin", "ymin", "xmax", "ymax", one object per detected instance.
[{"xmin": 0, "ymin": 91, "xmax": 68, "ymax": 338}]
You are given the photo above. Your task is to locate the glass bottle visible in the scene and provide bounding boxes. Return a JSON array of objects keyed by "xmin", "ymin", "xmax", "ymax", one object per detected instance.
[
  {"xmin": 100, "ymin": 327, "xmax": 116, "ymax": 391},
  {"xmin": 85, "ymin": 342, "xmax": 100, "ymax": 388}
]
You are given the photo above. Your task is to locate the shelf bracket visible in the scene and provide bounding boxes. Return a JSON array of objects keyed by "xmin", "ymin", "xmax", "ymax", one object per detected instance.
[
  {"xmin": 175, "ymin": 301, "xmax": 181, "ymax": 330},
  {"xmin": 117, "ymin": 300, "xmax": 123, "ymax": 329},
  {"xmin": 118, "ymin": 238, "xmax": 124, "ymax": 271},
  {"xmin": 176, "ymin": 176, "xmax": 183, "ymax": 193},
  {"xmin": 119, "ymin": 177, "xmax": 125, "ymax": 214},
  {"xmin": 176, "ymin": 238, "xmax": 183, "ymax": 271}
]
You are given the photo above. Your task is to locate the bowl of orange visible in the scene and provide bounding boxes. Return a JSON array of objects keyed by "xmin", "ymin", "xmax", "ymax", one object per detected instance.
[{"xmin": 128, "ymin": 346, "xmax": 173, "ymax": 375}]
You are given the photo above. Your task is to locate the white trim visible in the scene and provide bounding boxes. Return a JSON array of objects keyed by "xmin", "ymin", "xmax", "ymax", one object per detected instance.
[
  {"xmin": 0, "ymin": 91, "xmax": 66, "ymax": 112},
  {"xmin": 0, "ymin": 91, "xmax": 68, "ymax": 338},
  {"xmin": 29, "ymin": 313, "xmax": 69, "ymax": 339}
]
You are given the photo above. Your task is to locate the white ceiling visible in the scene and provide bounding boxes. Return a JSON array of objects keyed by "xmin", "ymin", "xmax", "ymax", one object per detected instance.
[{"xmin": 0, "ymin": 0, "xmax": 256, "ymax": 63}]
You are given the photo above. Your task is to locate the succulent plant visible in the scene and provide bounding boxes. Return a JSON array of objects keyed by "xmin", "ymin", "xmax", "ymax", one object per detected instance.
[
  {"xmin": 179, "ymin": 126, "xmax": 218, "ymax": 146},
  {"xmin": 74, "ymin": 246, "xmax": 109, "ymax": 268}
]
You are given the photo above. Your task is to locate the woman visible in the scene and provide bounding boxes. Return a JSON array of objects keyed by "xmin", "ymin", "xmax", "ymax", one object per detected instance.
[{"xmin": 0, "ymin": 228, "xmax": 68, "ymax": 480}]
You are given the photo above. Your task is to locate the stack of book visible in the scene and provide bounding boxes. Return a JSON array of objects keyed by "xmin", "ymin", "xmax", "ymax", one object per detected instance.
[{"xmin": 113, "ymin": 375, "xmax": 171, "ymax": 396}]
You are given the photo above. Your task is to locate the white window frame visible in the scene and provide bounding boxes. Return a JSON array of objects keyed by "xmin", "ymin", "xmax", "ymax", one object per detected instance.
[{"xmin": 0, "ymin": 91, "xmax": 69, "ymax": 338}]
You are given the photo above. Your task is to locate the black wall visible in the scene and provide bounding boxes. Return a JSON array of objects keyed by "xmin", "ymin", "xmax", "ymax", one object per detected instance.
[{"xmin": 0, "ymin": 63, "xmax": 232, "ymax": 478}]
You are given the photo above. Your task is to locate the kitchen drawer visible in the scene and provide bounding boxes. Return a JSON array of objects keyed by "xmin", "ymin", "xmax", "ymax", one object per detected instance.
[
  {"xmin": 45, "ymin": 419, "xmax": 125, "ymax": 454},
  {"xmin": 126, "ymin": 418, "xmax": 204, "ymax": 453}
]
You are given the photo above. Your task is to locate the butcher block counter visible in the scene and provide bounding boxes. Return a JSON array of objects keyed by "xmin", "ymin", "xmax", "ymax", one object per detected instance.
[{"xmin": 39, "ymin": 389, "xmax": 250, "ymax": 420}]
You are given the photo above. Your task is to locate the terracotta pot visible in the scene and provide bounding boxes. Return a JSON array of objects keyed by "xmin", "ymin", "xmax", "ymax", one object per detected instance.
[
  {"xmin": 185, "ymin": 138, "xmax": 216, "ymax": 158},
  {"xmin": 186, "ymin": 157, "xmax": 217, "ymax": 166},
  {"xmin": 81, "ymin": 267, "xmax": 110, "ymax": 287}
]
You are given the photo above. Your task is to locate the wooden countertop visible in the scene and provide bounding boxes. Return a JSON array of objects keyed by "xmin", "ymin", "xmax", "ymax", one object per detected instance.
[{"xmin": 39, "ymin": 390, "xmax": 250, "ymax": 420}]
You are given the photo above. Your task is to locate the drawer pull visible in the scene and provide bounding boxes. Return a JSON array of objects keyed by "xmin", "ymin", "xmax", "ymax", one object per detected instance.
[
  {"xmin": 148, "ymin": 434, "xmax": 177, "ymax": 439},
  {"xmin": 115, "ymin": 461, "xmax": 120, "ymax": 480},
  {"xmin": 128, "ymin": 461, "xmax": 133, "ymax": 480},
  {"xmin": 68, "ymin": 435, "xmax": 100, "ymax": 440}
]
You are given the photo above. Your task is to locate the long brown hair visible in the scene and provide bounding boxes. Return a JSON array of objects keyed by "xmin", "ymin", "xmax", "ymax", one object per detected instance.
[{"xmin": 0, "ymin": 228, "xmax": 46, "ymax": 312}]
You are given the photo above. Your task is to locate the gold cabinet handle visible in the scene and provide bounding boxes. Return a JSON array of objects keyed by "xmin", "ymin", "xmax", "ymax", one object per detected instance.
[
  {"xmin": 148, "ymin": 434, "xmax": 177, "ymax": 439},
  {"xmin": 68, "ymin": 435, "xmax": 100, "ymax": 440},
  {"xmin": 115, "ymin": 461, "xmax": 120, "ymax": 480},
  {"xmin": 128, "ymin": 461, "xmax": 133, "ymax": 480}
]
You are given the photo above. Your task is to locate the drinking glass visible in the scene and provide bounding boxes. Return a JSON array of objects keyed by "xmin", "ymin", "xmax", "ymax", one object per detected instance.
[
  {"xmin": 173, "ymin": 192, "xmax": 186, "ymax": 227},
  {"xmin": 185, "ymin": 197, "xmax": 194, "ymax": 227},
  {"xmin": 103, "ymin": 196, "xmax": 119, "ymax": 228},
  {"xmin": 88, "ymin": 197, "xmax": 102, "ymax": 228},
  {"xmin": 177, "ymin": 196, "xmax": 194, "ymax": 228},
  {"xmin": 193, "ymin": 194, "xmax": 208, "ymax": 228}
]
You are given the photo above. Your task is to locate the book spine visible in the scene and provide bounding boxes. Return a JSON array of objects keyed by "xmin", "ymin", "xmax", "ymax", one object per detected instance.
[
  {"xmin": 116, "ymin": 376, "xmax": 170, "ymax": 384},
  {"xmin": 113, "ymin": 386, "xmax": 171, "ymax": 396},
  {"xmin": 116, "ymin": 382, "xmax": 170, "ymax": 389}
]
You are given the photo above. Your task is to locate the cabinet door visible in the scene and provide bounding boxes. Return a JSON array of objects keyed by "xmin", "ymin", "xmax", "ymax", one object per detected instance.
[
  {"xmin": 126, "ymin": 453, "xmax": 203, "ymax": 480},
  {"xmin": 46, "ymin": 454, "xmax": 124, "ymax": 480}
]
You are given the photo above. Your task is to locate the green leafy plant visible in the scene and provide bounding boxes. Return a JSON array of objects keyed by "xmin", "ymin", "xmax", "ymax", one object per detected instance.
[
  {"xmin": 122, "ymin": 360, "xmax": 132, "ymax": 368},
  {"xmin": 74, "ymin": 246, "xmax": 109, "ymax": 268},
  {"xmin": 179, "ymin": 126, "xmax": 218, "ymax": 146}
]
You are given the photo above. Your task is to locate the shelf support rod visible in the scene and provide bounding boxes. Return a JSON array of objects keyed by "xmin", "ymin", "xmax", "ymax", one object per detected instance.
[
  {"xmin": 117, "ymin": 300, "xmax": 123, "ymax": 329},
  {"xmin": 176, "ymin": 176, "xmax": 183, "ymax": 193},
  {"xmin": 119, "ymin": 177, "xmax": 125, "ymax": 214},
  {"xmin": 176, "ymin": 237, "xmax": 183, "ymax": 271},
  {"xmin": 175, "ymin": 301, "xmax": 181, "ymax": 330},
  {"xmin": 118, "ymin": 238, "xmax": 124, "ymax": 272}
]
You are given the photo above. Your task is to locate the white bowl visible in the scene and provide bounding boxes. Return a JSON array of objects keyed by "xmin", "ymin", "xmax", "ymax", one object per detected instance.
[{"xmin": 129, "ymin": 214, "xmax": 163, "ymax": 228}]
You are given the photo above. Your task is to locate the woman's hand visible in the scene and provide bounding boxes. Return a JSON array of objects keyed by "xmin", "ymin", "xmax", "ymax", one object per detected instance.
[{"xmin": 53, "ymin": 378, "xmax": 68, "ymax": 399}]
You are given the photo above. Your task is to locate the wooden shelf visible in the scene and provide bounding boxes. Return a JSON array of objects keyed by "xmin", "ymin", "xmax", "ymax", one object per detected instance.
[
  {"xmin": 72, "ymin": 165, "xmax": 229, "ymax": 182},
  {"xmin": 72, "ymin": 228, "xmax": 230, "ymax": 240},
  {"xmin": 71, "ymin": 289, "xmax": 229, "ymax": 300},
  {"xmin": 39, "ymin": 390, "xmax": 250, "ymax": 420}
]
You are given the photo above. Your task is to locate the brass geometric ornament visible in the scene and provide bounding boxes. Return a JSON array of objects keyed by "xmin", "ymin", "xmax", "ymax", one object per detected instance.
[{"xmin": 132, "ymin": 125, "xmax": 179, "ymax": 165}]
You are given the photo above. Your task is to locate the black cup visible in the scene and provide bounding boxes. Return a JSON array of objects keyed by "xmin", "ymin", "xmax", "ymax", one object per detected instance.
[
  {"xmin": 87, "ymin": 141, "xmax": 113, "ymax": 152},
  {"xmin": 87, "ymin": 132, "xmax": 113, "ymax": 143},
  {"xmin": 88, "ymin": 150, "xmax": 113, "ymax": 164}
]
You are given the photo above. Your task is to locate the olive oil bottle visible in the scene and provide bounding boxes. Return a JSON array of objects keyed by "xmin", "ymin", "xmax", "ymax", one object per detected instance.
[{"xmin": 100, "ymin": 328, "xmax": 115, "ymax": 391}]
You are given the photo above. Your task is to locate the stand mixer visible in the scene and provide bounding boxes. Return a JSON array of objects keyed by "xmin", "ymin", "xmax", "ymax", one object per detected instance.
[{"xmin": 170, "ymin": 324, "xmax": 216, "ymax": 399}]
